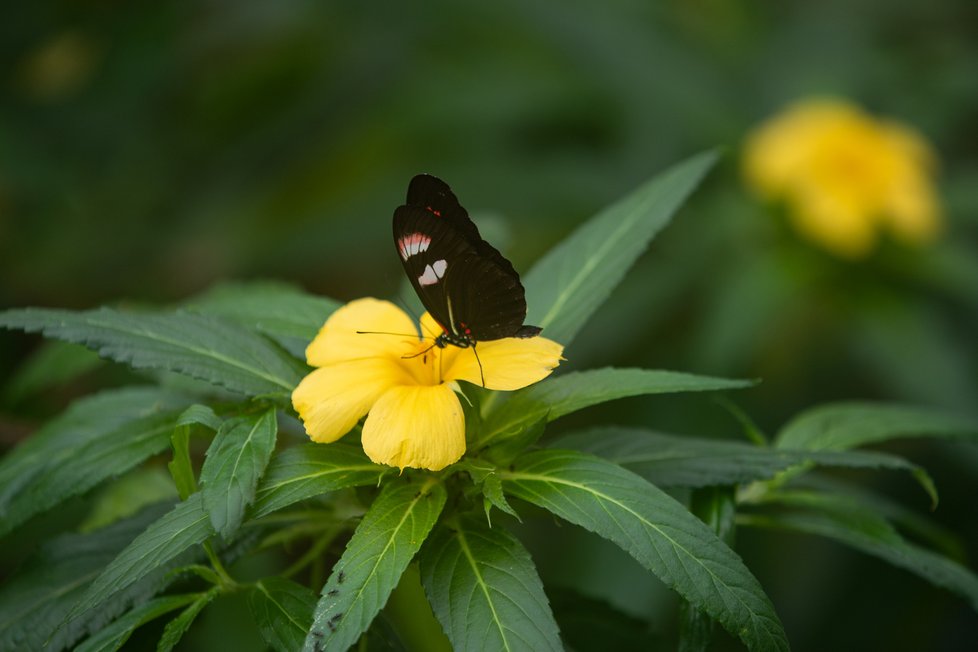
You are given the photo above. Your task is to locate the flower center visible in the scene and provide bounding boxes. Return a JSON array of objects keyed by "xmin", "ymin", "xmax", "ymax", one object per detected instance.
[{"xmin": 399, "ymin": 338, "xmax": 444, "ymax": 386}]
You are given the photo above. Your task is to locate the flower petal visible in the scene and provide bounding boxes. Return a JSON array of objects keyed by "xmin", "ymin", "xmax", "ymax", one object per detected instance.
[
  {"xmin": 292, "ymin": 359, "xmax": 409, "ymax": 443},
  {"xmin": 419, "ymin": 311, "xmax": 446, "ymax": 341},
  {"xmin": 443, "ymin": 336, "xmax": 564, "ymax": 391},
  {"xmin": 306, "ymin": 298, "xmax": 419, "ymax": 367},
  {"xmin": 361, "ymin": 384, "xmax": 465, "ymax": 471}
]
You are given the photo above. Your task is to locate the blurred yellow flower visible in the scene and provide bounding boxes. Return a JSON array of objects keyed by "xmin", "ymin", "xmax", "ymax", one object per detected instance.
[
  {"xmin": 292, "ymin": 298, "xmax": 563, "ymax": 471},
  {"xmin": 743, "ymin": 98, "xmax": 941, "ymax": 257}
]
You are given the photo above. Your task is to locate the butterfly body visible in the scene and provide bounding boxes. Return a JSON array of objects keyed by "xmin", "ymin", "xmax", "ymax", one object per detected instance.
[{"xmin": 393, "ymin": 174, "xmax": 542, "ymax": 351}]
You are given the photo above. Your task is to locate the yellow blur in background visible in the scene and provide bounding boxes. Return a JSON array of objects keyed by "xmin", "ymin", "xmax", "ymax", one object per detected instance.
[{"xmin": 743, "ymin": 99, "xmax": 941, "ymax": 258}]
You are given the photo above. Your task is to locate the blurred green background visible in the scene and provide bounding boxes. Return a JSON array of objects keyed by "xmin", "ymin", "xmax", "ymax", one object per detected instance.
[{"xmin": 2, "ymin": 0, "xmax": 977, "ymax": 650}]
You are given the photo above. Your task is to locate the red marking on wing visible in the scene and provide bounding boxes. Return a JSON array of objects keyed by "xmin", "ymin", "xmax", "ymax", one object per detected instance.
[{"xmin": 425, "ymin": 205, "xmax": 442, "ymax": 217}]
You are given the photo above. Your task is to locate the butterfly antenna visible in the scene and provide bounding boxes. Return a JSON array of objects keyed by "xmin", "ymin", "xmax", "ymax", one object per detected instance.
[
  {"xmin": 472, "ymin": 344, "xmax": 485, "ymax": 388},
  {"xmin": 356, "ymin": 330, "xmax": 420, "ymax": 338}
]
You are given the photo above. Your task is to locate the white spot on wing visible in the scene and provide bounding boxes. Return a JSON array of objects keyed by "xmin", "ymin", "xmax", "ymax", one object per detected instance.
[
  {"xmin": 397, "ymin": 233, "xmax": 431, "ymax": 260},
  {"xmin": 418, "ymin": 265, "xmax": 439, "ymax": 286},
  {"xmin": 418, "ymin": 259, "xmax": 448, "ymax": 286}
]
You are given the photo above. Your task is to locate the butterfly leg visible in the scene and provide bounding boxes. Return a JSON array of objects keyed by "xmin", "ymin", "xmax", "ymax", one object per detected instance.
[{"xmin": 472, "ymin": 343, "xmax": 485, "ymax": 388}]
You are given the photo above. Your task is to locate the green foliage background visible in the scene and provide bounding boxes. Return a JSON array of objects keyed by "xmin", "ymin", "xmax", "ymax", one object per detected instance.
[{"xmin": 1, "ymin": 1, "xmax": 977, "ymax": 650}]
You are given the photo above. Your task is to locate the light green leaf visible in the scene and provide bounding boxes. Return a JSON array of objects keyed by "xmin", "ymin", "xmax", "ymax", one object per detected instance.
[
  {"xmin": 250, "ymin": 443, "xmax": 388, "ymax": 519},
  {"xmin": 67, "ymin": 494, "xmax": 214, "ymax": 622},
  {"xmin": 775, "ymin": 402, "xmax": 978, "ymax": 451},
  {"xmin": 0, "ymin": 503, "xmax": 172, "ymax": 652},
  {"xmin": 157, "ymin": 586, "xmax": 220, "ymax": 652},
  {"xmin": 249, "ymin": 577, "xmax": 318, "ymax": 652},
  {"xmin": 74, "ymin": 593, "xmax": 201, "ymax": 652},
  {"xmin": 476, "ymin": 367, "xmax": 751, "ymax": 450},
  {"xmin": 553, "ymin": 426, "xmax": 938, "ymax": 503},
  {"xmin": 501, "ymin": 450, "xmax": 788, "ymax": 652},
  {"xmin": 304, "ymin": 478, "xmax": 446, "ymax": 651},
  {"xmin": 744, "ymin": 491, "xmax": 978, "ymax": 612},
  {"xmin": 187, "ymin": 280, "xmax": 339, "ymax": 358},
  {"xmin": 0, "ymin": 387, "xmax": 190, "ymax": 537},
  {"xmin": 524, "ymin": 150, "xmax": 718, "ymax": 345},
  {"xmin": 0, "ymin": 307, "xmax": 304, "ymax": 397},
  {"xmin": 201, "ymin": 409, "xmax": 278, "ymax": 539},
  {"xmin": 420, "ymin": 516, "xmax": 561, "ymax": 652}
]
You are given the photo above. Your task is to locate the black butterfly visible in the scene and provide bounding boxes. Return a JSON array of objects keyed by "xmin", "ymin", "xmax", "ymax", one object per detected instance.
[{"xmin": 393, "ymin": 174, "xmax": 542, "ymax": 356}]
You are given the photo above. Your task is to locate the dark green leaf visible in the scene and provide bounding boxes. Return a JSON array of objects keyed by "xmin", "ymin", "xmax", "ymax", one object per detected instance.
[
  {"xmin": 679, "ymin": 487, "xmax": 737, "ymax": 652},
  {"xmin": 524, "ymin": 150, "xmax": 718, "ymax": 345},
  {"xmin": 249, "ymin": 577, "xmax": 318, "ymax": 652},
  {"xmin": 67, "ymin": 493, "xmax": 214, "ymax": 622},
  {"xmin": 74, "ymin": 593, "xmax": 201, "ymax": 652},
  {"xmin": 169, "ymin": 405, "xmax": 221, "ymax": 501},
  {"xmin": 3, "ymin": 340, "xmax": 102, "ymax": 403},
  {"xmin": 0, "ymin": 387, "xmax": 190, "ymax": 537},
  {"xmin": 304, "ymin": 478, "xmax": 446, "ymax": 651},
  {"xmin": 187, "ymin": 280, "xmax": 339, "ymax": 358},
  {"xmin": 744, "ymin": 491, "xmax": 978, "ymax": 612},
  {"xmin": 776, "ymin": 402, "xmax": 978, "ymax": 451},
  {"xmin": 547, "ymin": 588, "xmax": 657, "ymax": 652},
  {"xmin": 482, "ymin": 474, "xmax": 520, "ymax": 524},
  {"xmin": 476, "ymin": 368, "xmax": 752, "ymax": 450},
  {"xmin": 501, "ymin": 450, "xmax": 788, "ymax": 652},
  {"xmin": 0, "ymin": 503, "xmax": 172, "ymax": 652},
  {"xmin": 175, "ymin": 403, "xmax": 222, "ymax": 431},
  {"xmin": 201, "ymin": 409, "xmax": 278, "ymax": 539},
  {"xmin": 250, "ymin": 443, "xmax": 388, "ymax": 519},
  {"xmin": 420, "ymin": 516, "xmax": 561, "ymax": 652},
  {"xmin": 157, "ymin": 586, "xmax": 220, "ymax": 652},
  {"xmin": 0, "ymin": 307, "xmax": 304, "ymax": 397},
  {"xmin": 553, "ymin": 426, "xmax": 938, "ymax": 501}
]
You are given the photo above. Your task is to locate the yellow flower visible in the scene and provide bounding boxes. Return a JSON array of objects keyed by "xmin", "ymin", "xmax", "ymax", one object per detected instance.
[
  {"xmin": 292, "ymin": 298, "xmax": 563, "ymax": 471},
  {"xmin": 743, "ymin": 98, "xmax": 941, "ymax": 257}
]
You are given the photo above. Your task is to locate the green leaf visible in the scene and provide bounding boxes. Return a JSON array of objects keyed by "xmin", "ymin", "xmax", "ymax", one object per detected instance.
[
  {"xmin": 200, "ymin": 409, "xmax": 278, "ymax": 539},
  {"xmin": 482, "ymin": 474, "xmax": 520, "ymax": 524},
  {"xmin": 679, "ymin": 487, "xmax": 737, "ymax": 652},
  {"xmin": 74, "ymin": 593, "xmax": 201, "ymax": 652},
  {"xmin": 0, "ymin": 503, "xmax": 172, "ymax": 651},
  {"xmin": 249, "ymin": 578, "xmax": 318, "ymax": 652},
  {"xmin": 524, "ymin": 150, "xmax": 718, "ymax": 345},
  {"xmin": 169, "ymin": 405, "xmax": 221, "ymax": 500},
  {"xmin": 67, "ymin": 493, "xmax": 214, "ymax": 623},
  {"xmin": 744, "ymin": 491, "xmax": 978, "ymax": 612},
  {"xmin": 501, "ymin": 450, "xmax": 788, "ymax": 652},
  {"xmin": 250, "ymin": 443, "xmax": 388, "ymax": 519},
  {"xmin": 304, "ymin": 478, "xmax": 446, "ymax": 651},
  {"xmin": 476, "ymin": 367, "xmax": 752, "ymax": 450},
  {"xmin": 157, "ymin": 586, "xmax": 220, "ymax": 652},
  {"xmin": 553, "ymin": 426, "xmax": 938, "ymax": 500},
  {"xmin": 187, "ymin": 280, "xmax": 339, "ymax": 358},
  {"xmin": 0, "ymin": 307, "xmax": 304, "ymax": 397},
  {"xmin": 420, "ymin": 516, "xmax": 561, "ymax": 652},
  {"xmin": 0, "ymin": 387, "xmax": 191, "ymax": 537},
  {"xmin": 175, "ymin": 403, "xmax": 223, "ymax": 431},
  {"xmin": 3, "ymin": 340, "xmax": 102, "ymax": 404},
  {"xmin": 775, "ymin": 402, "xmax": 978, "ymax": 451}
]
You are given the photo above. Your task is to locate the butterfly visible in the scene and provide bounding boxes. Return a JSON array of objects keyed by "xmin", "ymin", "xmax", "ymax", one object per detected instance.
[{"xmin": 392, "ymin": 174, "xmax": 541, "ymax": 381}]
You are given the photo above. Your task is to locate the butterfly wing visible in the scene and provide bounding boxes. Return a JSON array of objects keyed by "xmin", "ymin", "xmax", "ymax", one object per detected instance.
[{"xmin": 394, "ymin": 175, "xmax": 540, "ymax": 341}]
